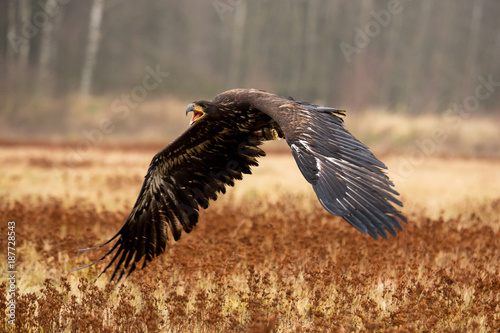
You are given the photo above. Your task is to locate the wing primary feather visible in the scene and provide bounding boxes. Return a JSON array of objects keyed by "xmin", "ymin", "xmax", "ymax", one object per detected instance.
[
  {"xmin": 98, "ymin": 243, "xmax": 126, "ymax": 281},
  {"xmin": 344, "ymin": 192, "xmax": 389, "ymax": 239},
  {"xmin": 108, "ymin": 245, "xmax": 130, "ymax": 282}
]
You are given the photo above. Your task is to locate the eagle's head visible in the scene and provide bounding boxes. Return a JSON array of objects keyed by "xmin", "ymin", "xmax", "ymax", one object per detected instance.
[{"xmin": 186, "ymin": 101, "xmax": 216, "ymax": 125}]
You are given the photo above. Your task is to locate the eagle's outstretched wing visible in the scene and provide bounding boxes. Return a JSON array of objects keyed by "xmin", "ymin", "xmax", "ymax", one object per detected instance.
[
  {"xmin": 76, "ymin": 89, "xmax": 406, "ymax": 281},
  {"xmin": 214, "ymin": 89, "xmax": 406, "ymax": 239},
  {"xmin": 75, "ymin": 114, "xmax": 268, "ymax": 282}
]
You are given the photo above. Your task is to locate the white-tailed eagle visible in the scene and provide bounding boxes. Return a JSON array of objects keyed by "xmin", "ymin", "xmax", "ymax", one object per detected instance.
[{"xmin": 76, "ymin": 89, "xmax": 406, "ymax": 281}]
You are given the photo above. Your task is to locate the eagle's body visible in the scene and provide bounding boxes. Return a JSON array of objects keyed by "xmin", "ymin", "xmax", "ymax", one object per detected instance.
[{"xmin": 77, "ymin": 89, "xmax": 406, "ymax": 281}]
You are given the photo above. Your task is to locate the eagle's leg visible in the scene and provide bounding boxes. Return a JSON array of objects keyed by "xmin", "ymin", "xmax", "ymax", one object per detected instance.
[{"xmin": 258, "ymin": 124, "xmax": 284, "ymax": 141}]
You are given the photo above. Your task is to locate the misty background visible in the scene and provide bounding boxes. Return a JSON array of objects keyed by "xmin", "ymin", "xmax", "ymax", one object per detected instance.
[{"xmin": 0, "ymin": 0, "xmax": 499, "ymax": 153}]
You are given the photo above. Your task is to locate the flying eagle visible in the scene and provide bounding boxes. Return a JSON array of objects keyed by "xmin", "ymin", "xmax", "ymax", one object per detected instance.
[{"xmin": 77, "ymin": 89, "xmax": 406, "ymax": 281}]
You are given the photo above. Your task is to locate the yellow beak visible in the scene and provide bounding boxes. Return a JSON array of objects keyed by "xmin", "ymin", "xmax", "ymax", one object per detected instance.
[{"xmin": 186, "ymin": 103, "xmax": 206, "ymax": 125}]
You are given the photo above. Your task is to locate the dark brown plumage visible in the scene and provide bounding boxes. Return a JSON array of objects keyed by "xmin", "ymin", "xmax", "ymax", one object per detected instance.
[{"xmin": 76, "ymin": 89, "xmax": 406, "ymax": 282}]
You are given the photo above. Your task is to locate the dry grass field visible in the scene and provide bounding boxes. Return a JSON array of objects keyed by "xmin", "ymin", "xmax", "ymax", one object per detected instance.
[{"xmin": 1, "ymin": 142, "xmax": 499, "ymax": 332}]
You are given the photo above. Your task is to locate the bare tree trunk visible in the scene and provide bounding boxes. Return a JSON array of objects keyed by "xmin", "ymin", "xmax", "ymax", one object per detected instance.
[
  {"xmin": 37, "ymin": 0, "xmax": 59, "ymax": 95},
  {"xmin": 227, "ymin": 1, "xmax": 247, "ymax": 87},
  {"xmin": 430, "ymin": 2, "xmax": 455, "ymax": 110},
  {"xmin": 491, "ymin": 22, "xmax": 500, "ymax": 73},
  {"xmin": 285, "ymin": 3, "xmax": 304, "ymax": 94},
  {"xmin": 408, "ymin": 0, "xmax": 433, "ymax": 112},
  {"xmin": 4, "ymin": 0, "xmax": 18, "ymax": 94},
  {"xmin": 351, "ymin": 0, "xmax": 373, "ymax": 109},
  {"xmin": 79, "ymin": 0, "xmax": 105, "ymax": 96},
  {"xmin": 300, "ymin": 0, "xmax": 321, "ymax": 98},
  {"xmin": 380, "ymin": 6, "xmax": 403, "ymax": 108},
  {"xmin": 6, "ymin": 0, "xmax": 32, "ymax": 92},
  {"xmin": 323, "ymin": 1, "xmax": 343, "ymax": 105},
  {"xmin": 6, "ymin": 0, "xmax": 18, "ymax": 62},
  {"xmin": 464, "ymin": 0, "xmax": 483, "ymax": 90},
  {"xmin": 18, "ymin": 0, "xmax": 31, "ymax": 70}
]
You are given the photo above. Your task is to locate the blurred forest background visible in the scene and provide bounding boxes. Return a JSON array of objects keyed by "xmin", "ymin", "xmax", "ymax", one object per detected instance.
[
  {"xmin": 3, "ymin": 3, "xmax": 500, "ymax": 332},
  {"xmin": 0, "ymin": 0, "xmax": 499, "ymax": 150}
]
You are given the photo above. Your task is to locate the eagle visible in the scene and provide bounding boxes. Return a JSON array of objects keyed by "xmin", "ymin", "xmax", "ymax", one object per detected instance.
[{"xmin": 76, "ymin": 89, "xmax": 406, "ymax": 282}]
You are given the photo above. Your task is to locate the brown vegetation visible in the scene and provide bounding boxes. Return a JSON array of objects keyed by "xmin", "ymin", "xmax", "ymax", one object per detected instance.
[{"xmin": 0, "ymin": 144, "xmax": 499, "ymax": 332}]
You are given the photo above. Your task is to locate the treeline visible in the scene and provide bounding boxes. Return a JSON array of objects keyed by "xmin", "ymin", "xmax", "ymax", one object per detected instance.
[{"xmin": 1, "ymin": 0, "xmax": 499, "ymax": 113}]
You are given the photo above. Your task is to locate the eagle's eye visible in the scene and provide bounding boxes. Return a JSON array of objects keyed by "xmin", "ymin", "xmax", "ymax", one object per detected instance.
[{"xmin": 186, "ymin": 103, "xmax": 206, "ymax": 125}]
